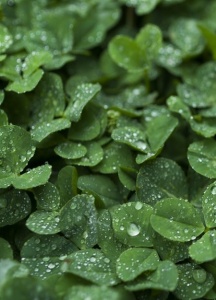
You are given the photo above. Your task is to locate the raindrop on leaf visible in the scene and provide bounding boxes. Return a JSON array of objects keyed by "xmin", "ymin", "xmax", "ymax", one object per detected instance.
[
  {"xmin": 192, "ymin": 269, "xmax": 207, "ymax": 284},
  {"xmin": 127, "ymin": 223, "xmax": 140, "ymax": 236}
]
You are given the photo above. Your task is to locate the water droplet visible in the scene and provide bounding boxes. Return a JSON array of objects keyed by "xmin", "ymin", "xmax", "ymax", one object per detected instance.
[
  {"xmin": 70, "ymin": 202, "xmax": 77, "ymax": 209},
  {"xmin": 43, "ymin": 257, "xmax": 50, "ymax": 262},
  {"xmin": 48, "ymin": 263, "xmax": 55, "ymax": 269},
  {"xmin": 20, "ymin": 155, "xmax": 27, "ymax": 162},
  {"xmin": 90, "ymin": 256, "xmax": 96, "ymax": 263},
  {"xmin": 192, "ymin": 269, "xmax": 207, "ymax": 283},
  {"xmin": 135, "ymin": 202, "xmax": 143, "ymax": 210},
  {"xmin": 51, "ymin": 244, "xmax": 57, "ymax": 250},
  {"xmin": 120, "ymin": 225, "xmax": 125, "ymax": 231},
  {"xmin": 127, "ymin": 223, "xmax": 140, "ymax": 236},
  {"xmin": 211, "ymin": 186, "xmax": 216, "ymax": 195},
  {"xmin": 83, "ymin": 231, "xmax": 88, "ymax": 239},
  {"xmin": 104, "ymin": 258, "xmax": 110, "ymax": 264}
]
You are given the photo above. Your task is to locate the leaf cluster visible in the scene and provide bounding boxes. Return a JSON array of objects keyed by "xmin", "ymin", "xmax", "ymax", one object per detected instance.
[{"xmin": 1, "ymin": 0, "xmax": 216, "ymax": 299}]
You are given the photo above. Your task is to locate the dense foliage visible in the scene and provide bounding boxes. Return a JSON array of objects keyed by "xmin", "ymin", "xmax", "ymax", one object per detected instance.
[{"xmin": 1, "ymin": 0, "xmax": 216, "ymax": 299}]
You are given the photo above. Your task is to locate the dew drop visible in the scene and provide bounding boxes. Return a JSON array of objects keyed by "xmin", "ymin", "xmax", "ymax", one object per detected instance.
[
  {"xmin": 211, "ymin": 186, "xmax": 216, "ymax": 195},
  {"xmin": 120, "ymin": 225, "xmax": 125, "ymax": 231},
  {"xmin": 48, "ymin": 263, "xmax": 56, "ymax": 269},
  {"xmin": 127, "ymin": 223, "xmax": 140, "ymax": 236},
  {"xmin": 20, "ymin": 155, "xmax": 27, "ymax": 162},
  {"xmin": 90, "ymin": 257, "xmax": 96, "ymax": 263},
  {"xmin": 135, "ymin": 202, "xmax": 143, "ymax": 210},
  {"xmin": 192, "ymin": 269, "xmax": 207, "ymax": 283},
  {"xmin": 70, "ymin": 202, "xmax": 77, "ymax": 209},
  {"xmin": 104, "ymin": 258, "xmax": 110, "ymax": 264}
]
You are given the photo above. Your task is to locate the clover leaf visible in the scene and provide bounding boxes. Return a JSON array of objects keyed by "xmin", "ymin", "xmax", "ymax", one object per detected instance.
[
  {"xmin": 188, "ymin": 139, "xmax": 216, "ymax": 178},
  {"xmin": 0, "ymin": 24, "xmax": 13, "ymax": 53},
  {"xmin": 0, "ymin": 238, "xmax": 13, "ymax": 259},
  {"xmin": 59, "ymin": 194, "xmax": 98, "ymax": 249},
  {"xmin": 61, "ymin": 249, "xmax": 120, "ymax": 286},
  {"xmin": 126, "ymin": 260, "xmax": 178, "ymax": 292},
  {"xmin": 150, "ymin": 198, "xmax": 205, "ymax": 242},
  {"xmin": 110, "ymin": 202, "xmax": 154, "ymax": 247},
  {"xmin": 116, "ymin": 248, "xmax": 160, "ymax": 281},
  {"xmin": 136, "ymin": 158, "xmax": 188, "ymax": 205},
  {"xmin": 174, "ymin": 263, "xmax": 214, "ymax": 300},
  {"xmin": 21, "ymin": 234, "xmax": 77, "ymax": 279},
  {"xmin": 0, "ymin": 190, "xmax": 31, "ymax": 227}
]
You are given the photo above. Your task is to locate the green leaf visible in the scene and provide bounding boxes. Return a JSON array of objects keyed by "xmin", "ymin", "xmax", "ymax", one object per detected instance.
[
  {"xmin": 126, "ymin": 260, "xmax": 178, "ymax": 292},
  {"xmin": 111, "ymin": 126, "xmax": 149, "ymax": 153},
  {"xmin": 188, "ymin": 139, "xmax": 216, "ymax": 178},
  {"xmin": 174, "ymin": 264, "xmax": 214, "ymax": 300},
  {"xmin": 33, "ymin": 182, "xmax": 60, "ymax": 211},
  {"xmin": 22, "ymin": 51, "xmax": 53, "ymax": 77},
  {"xmin": 0, "ymin": 55, "xmax": 23, "ymax": 82},
  {"xmin": 136, "ymin": 158, "xmax": 188, "ymax": 205},
  {"xmin": 118, "ymin": 166, "xmax": 137, "ymax": 191},
  {"xmin": 64, "ymin": 83, "xmax": 101, "ymax": 122},
  {"xmin": 0, "ymin": 238, "xmax": 13, "ymax": 259},
  {"xmin": 45, "ymin": 54, "xmax": 75, "ymax": 70},
  {"xmin": 54, "ymin": 142, "xmax": 87, "ymax": 159},
  {"xmin": 199, "ymin": 25, "xmax": 216, "ymax": 60},
  {"xmin": 59, "ymin": 194, "xmax": 98, "ymax": 249},
  {"xmin": 169, "ymin": 18, "xmax": 205, "ymax": 56},
  {"xmin": 153, "ymin": 232, "xmax": 189, "ymax": 263},
  {"xmin": 0, "ymin": 125, "xmax": 35, "ymax": 178},
  {"xmin": 187, "ymin": 167, "xmax": 212, "ymax": 206},
  {"xmin": 0, "ymin": 90, "xmax": 4, "ymax": 105},
  {"xmin": 109, "ymin": 35, "xmax": 145, "ymax": 72},
  {"xmin": 56, "ymin": 166, "xmax": 78, "ymax": 207},
  {"xmin": 136, "ymin": 24, "xmax": 162, "ymax": 62},
  {"xmin": 116, "ymin": 248, "xmax": 160, "ymax": 281},
  {"xmin": 11, "ymin": 164, "xmax": 52, "ymax": 189},
  {"xmin": 167, "ymin": 95, "xmax": 191, "ymax": 120},
  {"xmin": 97, "ymin": 210, "xmax": 128, "ymax": 261},
  {"xmin": 30, "ymin": 73, "xmax": 66, "ymax": 126},
  {"xmin": 150, "ymin": 198, "xmax": 205, "ymax": 242},
  {"xmin": 31, "ymin": 118, "xmax": 71, "ymax": 142},
  {"xmin": 167, "ymin": 96, "xmax": 216, "ymax": 138},
  {"xmin": 0, "ymin": 24, "xmax": 13, "ymax": 53},
  {"xmin": 94, "ymin": 142, "xmax": 135, "ymax": 174},
  {"xmin": 6, "ymin": 69, "xmax": 44, "ymax": 94},
  {"xmin": 157, "ymin": 43, "xmax": 182, "ymax": 68},
  {"xmin": 0, "ymin": 276, "xmax": 56, "ymax": 300},
  {"xmin": 26, "ymin": 211, "xmax": 61, "ymax": 235},
  {"xmin": 24, "ymin": 5, "xmax": 73, "ymax": 55},
  {"xmin": 110, "ymin": 202, "xmax": 154, "ymax": 247},
  {"xmin": 202, "ymin": 182, "xmax": 216, "ymax": 228},
  {"xmin": 119, "ymin": 0, "xmax": 159, "ymax": 14},
  {"xmin": 0, "ymin": 109, "xmax": 8, "ymax": 126},
  {"xmin": 0, "ymin": 190, "xmax": 31, "ymax": 227},
  {"xmin": 62, "ymin": 249, "xmax": 120, "ymax": 286},
  {"xmin": 21, "ymin": 234, "xmax": 77, "ymax": 279},
  {"xmin": 189, "ymin": 230, "xmax": 216, "ymax": 263},
  {"xmin": 67, "ymin": 105, "xmax": 102, "ymax": 141},
  {"xmin": 64, "ymin": 285, "xmax": 134, "ymax": 300},
  {"xmin": 70, "ymin": 142, "xmax": 103, "ymax": 167},
  {"xmin": 77, "ymin": 174, "xmax": 120, "ymax": 208},
  {"xmin": 0, "ymin": 259, "xmax": 29, "ymax": 290},
  {"xmin": 177, "ymin": 83, "xmax": 211, "ymax": 108},
  {"xmin": 73, "ymin": 2, "xmax": 120, "ymax": 50},
  {"xmin": 146, "ymin": 114, "xmax": 178, "ymax": 152}
]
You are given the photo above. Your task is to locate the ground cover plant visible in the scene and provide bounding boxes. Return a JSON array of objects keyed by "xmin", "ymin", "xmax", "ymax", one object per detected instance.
[{"xmin": 1, "ymin": 0, "xmax": 216, "ymax": 299}]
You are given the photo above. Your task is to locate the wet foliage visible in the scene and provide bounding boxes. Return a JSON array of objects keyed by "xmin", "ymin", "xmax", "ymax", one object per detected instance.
[{"xmin": 1, "ymin": 0, "xmax": 216, "ymax": 299}]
